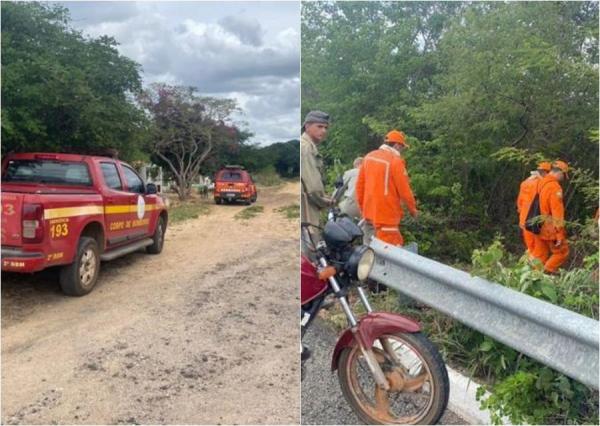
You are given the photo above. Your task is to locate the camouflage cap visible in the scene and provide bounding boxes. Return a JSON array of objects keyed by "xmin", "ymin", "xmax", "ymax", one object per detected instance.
[{"xmin": 303, "ymin": 110, "xmax": 330, "ymax": 127}]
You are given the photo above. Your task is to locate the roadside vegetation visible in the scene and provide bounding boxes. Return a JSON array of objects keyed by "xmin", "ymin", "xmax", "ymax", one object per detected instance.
[
  {"xmin": 234, "ymin": 205, "xmax": 264, "ymax": 221},
  {"xmin": 323, "ymin": 235, "xmax": 599, "ymax": 425},
  {"xmin": 303, "ymin": 1, "xmax": 598, "ymax": 264},
  {"xmin": 253, "ymin": 165, "xmax": 286, "ymax": 187},
  {"xmin": 305, "ymin": 2, "xmax": 598, "ymax": 423},
  {"xmin": 168, "ymin": 199, "xmax": 211, "ymax": 224},
  {"xmin": 275, "ymin": 203, "xmax": 300, "ymax": 220}
]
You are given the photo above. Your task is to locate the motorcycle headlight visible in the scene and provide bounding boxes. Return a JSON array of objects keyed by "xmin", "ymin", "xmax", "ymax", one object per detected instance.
[{"xmin": 345, "ymin": 245, "xmax": 375, "ymax": 282}]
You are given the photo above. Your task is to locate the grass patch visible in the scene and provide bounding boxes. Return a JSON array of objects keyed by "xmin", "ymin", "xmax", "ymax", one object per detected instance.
[
  {"xmin": 169, "ymin": 201, "xmax": 211, "ymax": 223},
  {"xmin": 275, "ymin": 203, "xmax": 300, "ymax": 219},
  {"xmin": 234, "ymin": 205, "xmax": 264, "ymax": 220}
]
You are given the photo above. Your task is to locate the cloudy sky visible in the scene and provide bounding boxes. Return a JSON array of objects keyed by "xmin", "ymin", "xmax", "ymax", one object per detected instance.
[{"xmin": 61, "ymin": 1, "xmax": 300, "ymax": 145}]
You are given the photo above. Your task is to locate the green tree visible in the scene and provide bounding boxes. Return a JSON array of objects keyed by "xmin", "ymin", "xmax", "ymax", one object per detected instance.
[
  {"xmin": 303, "ymin": 2, "xmax": 599, "ymax": 422},
  {"xmin": 137, "ymin": 83, "xmax": 241, "ymax": 200},
  {"xmin": 213, "ymin": 139, "xmax": 300, "ymax": 178},
  {"xmin": 302, "ymin": 1, "xmax": 598, "ymax": 262},
  {"xmin": 413, "ymin": 1, "xmax": 598, "ymax": 257},
  {"xmin": 1, "ymin": 2, "xmax": 146, "ymax": 160}
]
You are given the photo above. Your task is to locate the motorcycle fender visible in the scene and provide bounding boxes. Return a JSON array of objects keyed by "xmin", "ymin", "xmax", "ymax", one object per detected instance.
[{"xmin": 331, "ymin": 311, "xmax": 421, "ymax": 371}]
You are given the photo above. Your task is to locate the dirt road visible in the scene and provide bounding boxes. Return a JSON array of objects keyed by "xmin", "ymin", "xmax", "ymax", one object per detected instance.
[{"xmin": 1, "ymin": 183, "xmax": 300, "ymax": 425}]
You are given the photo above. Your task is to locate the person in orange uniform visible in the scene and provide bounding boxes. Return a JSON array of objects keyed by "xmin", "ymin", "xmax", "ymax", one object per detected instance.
[
  {"xmin": 516, "ymin": 162, "xmax": 551, "ymax": 257},
  {"xmin": 531, "ymin": 160, "xmax": 570, "ymax": 274},
  {"xmin": 355, "ymin": 129, "xmax": 417, "ymax": 246}
]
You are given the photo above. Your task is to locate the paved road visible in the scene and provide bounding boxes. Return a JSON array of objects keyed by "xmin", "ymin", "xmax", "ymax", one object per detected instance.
[{"xmin": 301, "ymin": 318, "xmax": 468, "ymax": 425}]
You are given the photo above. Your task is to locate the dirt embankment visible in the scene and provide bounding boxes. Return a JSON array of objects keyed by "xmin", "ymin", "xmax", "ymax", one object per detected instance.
[{"xmin": 1, "ymin": 182, "xmax": 300, "ymax": 425}]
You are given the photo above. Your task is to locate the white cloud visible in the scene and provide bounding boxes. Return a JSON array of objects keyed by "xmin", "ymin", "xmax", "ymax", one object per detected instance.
[
  {"xmin": 219, "ymin": 15, "xmax": 264, "ymax": 47},
  {"xmin": 61, "ymin": 1, "xmax": 300, "ymax": 145}
]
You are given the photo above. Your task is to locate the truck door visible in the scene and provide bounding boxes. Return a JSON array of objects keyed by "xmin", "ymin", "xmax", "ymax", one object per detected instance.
[
  {"xmin": 120, "ymin": 164, "xmax": 152, "ymax": 239},
  {"xmin": 100, "ymin": 161, "xmax": 133, "ymax": 247}
]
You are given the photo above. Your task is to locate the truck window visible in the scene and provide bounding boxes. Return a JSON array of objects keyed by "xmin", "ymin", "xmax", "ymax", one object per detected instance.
[
  {"xmin": 101, "ymin": 162, "xmax": 123, "ymax": 190},
  {"xmin": 122, "ymin": 165, "xmax": 145, "ymax": 194},
  {"xmin": 2, "ymin": 160, "xmax": 92, "ymax": 186},
  {"xmin": 218, "ymin": 171, "xmax": 243, "ymax": 181}
]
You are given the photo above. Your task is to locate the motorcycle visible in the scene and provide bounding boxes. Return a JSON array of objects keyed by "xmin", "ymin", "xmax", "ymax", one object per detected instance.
[{"xmin": 301, "ymin": 209, "xmax": 449, "ymax": 425}]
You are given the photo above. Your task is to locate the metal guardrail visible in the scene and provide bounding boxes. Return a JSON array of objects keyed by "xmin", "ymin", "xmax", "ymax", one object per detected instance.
[{"xmin": 368, "ymin": 238, "xmax": 599, "ymax": 389}]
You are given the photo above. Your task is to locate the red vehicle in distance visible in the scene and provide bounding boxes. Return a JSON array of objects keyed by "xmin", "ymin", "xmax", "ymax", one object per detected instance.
[
  {"xmin": 213, "ymin": 165, "xmax": 257, "ymax": 205},
  {"xmin": 1, "ymin": 152, "xmax": 168, "ymax": 296}
]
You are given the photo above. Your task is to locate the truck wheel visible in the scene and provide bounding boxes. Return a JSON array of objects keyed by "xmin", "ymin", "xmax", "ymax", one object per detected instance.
[
  {"xmin": 59, "ymin": 237, "xmax": 100, "ymax": 296},
  {"xmin": 147, "ymin": 216, "xmax": 166, "ymax": 254},
  {"xmin": 215, "ymin": 198, "xmax": 222, "ymax": 205}
]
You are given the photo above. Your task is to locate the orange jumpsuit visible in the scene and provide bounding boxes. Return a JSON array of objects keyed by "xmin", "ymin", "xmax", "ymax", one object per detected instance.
[
  {"xmin": 516, "ymin": 174, "xmax": 540, "ymax": 255},
  {"xmin": 355, "ymin": 145, "xmax": 416, "ymax": 246},
  {"xmin": 531, "ymin": 175, "xmax": 569, "ymax": 273}
]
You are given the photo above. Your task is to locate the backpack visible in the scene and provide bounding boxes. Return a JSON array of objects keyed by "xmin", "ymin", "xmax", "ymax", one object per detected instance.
[{"xmin": 525, "ymin": 182, "xmax": 549, "ymax": 234}]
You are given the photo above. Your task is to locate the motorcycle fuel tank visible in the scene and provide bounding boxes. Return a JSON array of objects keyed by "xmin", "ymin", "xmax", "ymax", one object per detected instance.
[{"xmin": 301, "ymin": 255, "xmax": 327, "ymax": 305}]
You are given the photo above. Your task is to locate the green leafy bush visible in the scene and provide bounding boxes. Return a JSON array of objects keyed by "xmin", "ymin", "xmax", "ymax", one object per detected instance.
[{"xmin": 467, "ymin": 240, "xmax": 598, "ymax": 424}]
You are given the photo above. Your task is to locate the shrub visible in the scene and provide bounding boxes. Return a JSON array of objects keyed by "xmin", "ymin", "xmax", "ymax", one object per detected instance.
[
  {"xmin": 468, "ymin": 240, "xmax": 599, "ymax": 424},
  {"xmin": 253, "ymin": 165, "xmax": 283, "ymax": 186}
]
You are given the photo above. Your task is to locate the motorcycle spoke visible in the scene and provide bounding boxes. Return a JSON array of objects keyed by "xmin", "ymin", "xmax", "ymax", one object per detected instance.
[
  {"xmin": 401, "ymin": 371, "xmax": 428, "ymax": 392},
  {"xmin": 372, "ymin": 385, "xmax": 395, "ymax": 423}
]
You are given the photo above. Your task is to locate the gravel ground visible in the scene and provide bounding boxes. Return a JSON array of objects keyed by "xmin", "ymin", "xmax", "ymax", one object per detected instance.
[{"xmin": 301, "ymin": 318, "xmax": 468, "ymax": 425}]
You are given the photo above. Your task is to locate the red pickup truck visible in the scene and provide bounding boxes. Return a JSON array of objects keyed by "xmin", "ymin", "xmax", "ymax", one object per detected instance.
[{"xmin": 1, "ymin": 153, "xmax": 168, "ymax": 296}]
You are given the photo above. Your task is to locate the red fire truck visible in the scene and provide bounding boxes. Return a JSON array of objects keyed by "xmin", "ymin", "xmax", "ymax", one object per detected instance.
[{"xmin": 1, "ymin": 153, "xmax": 168, "ymax": 296}]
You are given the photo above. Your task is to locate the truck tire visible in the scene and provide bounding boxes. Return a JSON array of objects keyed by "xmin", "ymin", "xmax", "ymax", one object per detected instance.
[
  {"xmin": 59, "ymin": 237, "xmax": 100, "ymax": 296},
  {"xmin": 147, "ymin": 216, "xmax": 166, "ymax": 254}
]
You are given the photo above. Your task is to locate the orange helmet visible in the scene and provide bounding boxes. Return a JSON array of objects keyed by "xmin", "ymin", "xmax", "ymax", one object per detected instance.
[
  {"xmin": 552, "ymin": 160, "xmax": 569, "ymax": 179},
  {"xmin": 537, "ymin": 162, "xmax": 552, "ymax": 172},
  {"xmin": 385, "ymin": 130, "xmax": 409, "ymax": 147}
]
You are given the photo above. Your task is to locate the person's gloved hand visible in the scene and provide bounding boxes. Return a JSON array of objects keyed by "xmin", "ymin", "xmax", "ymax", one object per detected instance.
[{"xmin": 554, "ymin": 239, "xmax": 563, "ymax": 247}]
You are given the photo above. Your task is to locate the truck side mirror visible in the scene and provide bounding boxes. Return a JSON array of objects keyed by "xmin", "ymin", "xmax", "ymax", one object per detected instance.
[{"xmin": 146, "ymin": 183, "xmax": 157, "ymax": 195}]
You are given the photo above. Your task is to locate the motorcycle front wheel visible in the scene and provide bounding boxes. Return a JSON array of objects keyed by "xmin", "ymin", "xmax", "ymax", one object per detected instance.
[{"xmin": 338, "ymin": 332, "xmax": 449, "ymax": 425}]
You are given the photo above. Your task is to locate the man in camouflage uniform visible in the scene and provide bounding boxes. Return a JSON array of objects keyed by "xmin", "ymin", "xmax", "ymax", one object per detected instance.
[{"xmin": 301, "ymin": 111, "xmax": 332, "ymax": 255}]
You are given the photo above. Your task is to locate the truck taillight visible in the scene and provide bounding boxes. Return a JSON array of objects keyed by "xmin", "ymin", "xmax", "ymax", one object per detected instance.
[{"xmin": 22, "ymin": 203, "xmax": 44, "ymax": 243}]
